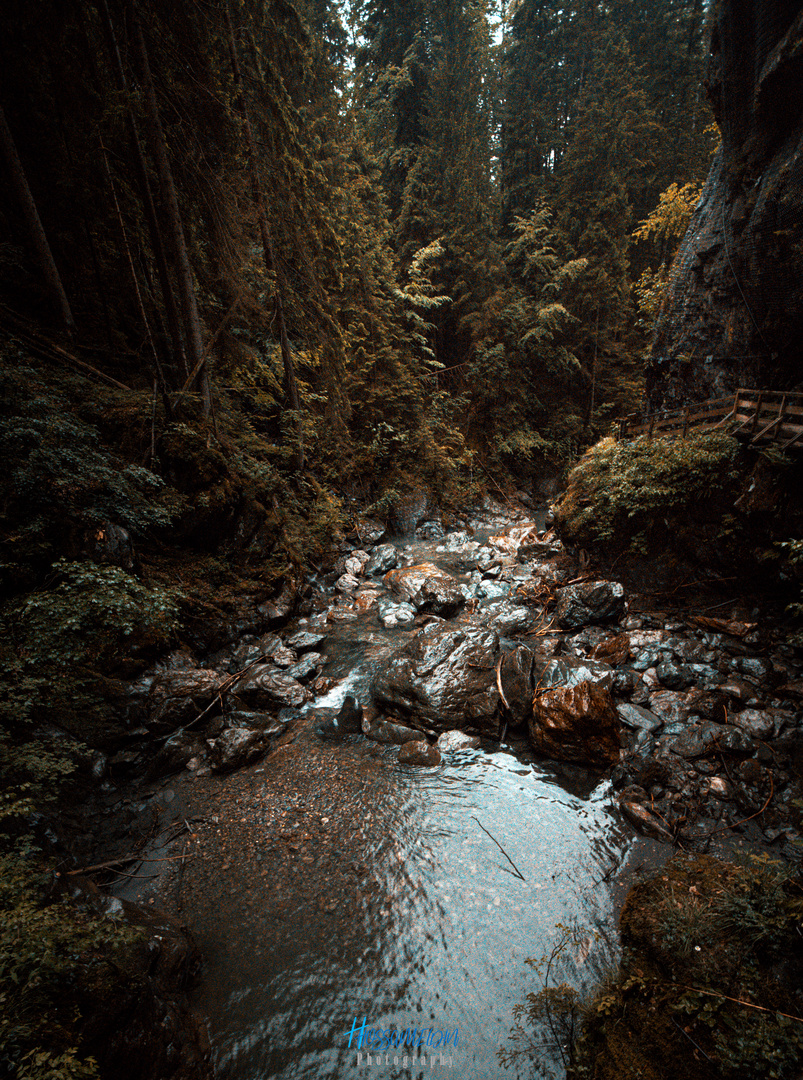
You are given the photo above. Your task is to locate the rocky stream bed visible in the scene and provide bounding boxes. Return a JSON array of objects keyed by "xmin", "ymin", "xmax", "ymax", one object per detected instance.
[{"xmin": 79, "ymin": 497, "xmax": 803, "ymax": 1079}]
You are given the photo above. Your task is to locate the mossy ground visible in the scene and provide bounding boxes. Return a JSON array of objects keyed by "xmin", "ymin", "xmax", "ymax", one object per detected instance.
[{"xmin": 571, "ymin": 854, "xmax": 803, "ymax": 1080}]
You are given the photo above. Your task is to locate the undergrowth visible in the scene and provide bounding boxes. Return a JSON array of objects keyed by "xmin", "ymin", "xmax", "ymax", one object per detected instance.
[{"xmin": 553, "ymin": 431, "xmax": 740, "ymax": 553}]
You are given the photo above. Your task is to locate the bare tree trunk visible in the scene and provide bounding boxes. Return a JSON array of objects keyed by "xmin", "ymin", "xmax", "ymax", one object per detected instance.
[
  {"xmin": 98, "ymin": 0, "xmax": 187, "ymax": 379},
  {"xmin": 0, "ymin": 102, "xmax": 75, "ymax": 333},
  {"xmin": 128, "ymin": 0, "xmax": 210, "ymax": 415},
  {"xmin": 224, "ymin": 1, "xmax": 304, "ymax": 471}
]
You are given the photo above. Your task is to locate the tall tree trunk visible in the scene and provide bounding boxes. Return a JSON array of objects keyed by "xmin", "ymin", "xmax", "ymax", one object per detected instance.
[
  {"xmin": 128, "ymin": 0, "xmax": 210, "ymax": 415},
  {"xmin": 0, "ymin": 102, "xmax": 75, "ymax": 333},
  {"xmin": 224, "ymin": 1, "xmax": 304, "ymax": 470},
  {"xmin": 98, "ymin": 0, "xmax": 187, "ymax": 379}
]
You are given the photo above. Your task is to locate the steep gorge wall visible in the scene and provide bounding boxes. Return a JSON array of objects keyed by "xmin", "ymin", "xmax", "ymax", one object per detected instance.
[{"xmin": 647, "ymin": 0, "xmax": 803, "ymax": 410}]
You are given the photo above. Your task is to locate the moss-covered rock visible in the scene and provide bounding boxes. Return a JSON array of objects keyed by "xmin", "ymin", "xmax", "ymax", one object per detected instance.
[{"xmin": 572, "ymin": 854, "xmax": 803, "ymax": 1080}]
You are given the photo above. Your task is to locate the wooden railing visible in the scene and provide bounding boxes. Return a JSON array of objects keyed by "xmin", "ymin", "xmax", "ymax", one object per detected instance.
[{"xmin": 619, "ymin": 388, "xmax": 803, "ymax": 451}]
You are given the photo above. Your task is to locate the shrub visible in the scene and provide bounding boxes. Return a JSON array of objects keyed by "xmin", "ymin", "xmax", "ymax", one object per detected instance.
[{"xmin": 554, "ymin": 431, "xmax": 740, "ymax": 551}]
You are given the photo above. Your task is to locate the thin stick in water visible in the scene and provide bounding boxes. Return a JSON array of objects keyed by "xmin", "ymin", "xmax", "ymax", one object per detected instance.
[{"xmin": 472, "ymin": 816, "xmax": 525, "ymax": 881}]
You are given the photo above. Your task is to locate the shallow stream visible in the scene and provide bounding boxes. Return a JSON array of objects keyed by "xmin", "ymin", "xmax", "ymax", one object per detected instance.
[{"xmin": 147, "ymin": 518, "xmax": 662, "ymax": 1079}]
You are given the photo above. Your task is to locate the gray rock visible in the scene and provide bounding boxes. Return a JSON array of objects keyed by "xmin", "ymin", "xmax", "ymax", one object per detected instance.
[
  {"xmin": 499, "ymin": 645, "xmax": 536, "ymax": 726},
  {"xmin": 344, "ymin": 550, "xmax": 370, "ymax": 576},
  {"xmin": 537, "ymin": 656, "xmax": 614, "ymax": 691},
  {"xmin": 232, "ymin": 664, "xmax": 309, "ymax": 709},
  {"xmin": 553, "ymin": 580, "xmax": 625, "ymax": 629},
  {"xmin": 364, "ymin": 543, "xmax": 399, "ymax": 575},
  {"xmin": 372, "ymin": 623, "xmax": 500, "ymax": 735},
  {"xmin": 364, "ymin": 718, "xmax": 423, "ymax": 744},
  {"xmin": 398, "ymin": 741, "xmax": 442, "ymax": 766},
  {"xmin": 436, "ymin": 730, "xmax": 481, "ymax": 751},
  {"xmin": 335, "ymin": 572, "xmax": 360, "ymax": 594},
  {"xmin": 336, "ymin": 695, "xmax": 363, "ymax": 733},
  {"xmin": 286, "ymin": 629, "xmax": 327, "ymax": 652},
  {"xmin": 648, "ymin": 689, "xmax": 694, "ymax": 726},
  {"xmin": 619, "ymin": 799, "xmax": 673, "ymax": 842},
  {"xmin": 285, "ymin": 653, "xmax": 323, "ymax": 682},
  {"xmin": 146, "ymin": 669, "xmax": 226, "ymax": 733},
  {"xmin": 656, "ymin": 659, "xmax": 695, "ymax": 690},
  {"xmin": 411, "ymin": 574, "xmax": 466, "ymax": 617},
  {"xmin": 209, "ymin": 727, "xmax": 270, "ymax": 773},
  {"xmin": 377, "ymin": 599, "xmax": 417, "ymax": 627},
  {"xmin": 729, "ymin": 708, "xmax": 775, "ymax": 740},
  {"xmin": 351, "ymin": 517, "xmax": 387, "ymax": 545},
  {"xmin": 146, "ymin": 731, "xmax": 207, "ymax": 780},
  {"xmin": 617, "ymin": 703, "xmax": 662, "ymax": 733},
  {"xmin": 668, "ymin": 721, "xmax": 754, "ymax": 759}
]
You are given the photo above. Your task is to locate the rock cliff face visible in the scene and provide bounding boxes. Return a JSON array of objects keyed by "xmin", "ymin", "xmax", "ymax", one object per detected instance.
[{"xmin": 647, "ymin": 1, "xmax": 803, "ymax": 410}]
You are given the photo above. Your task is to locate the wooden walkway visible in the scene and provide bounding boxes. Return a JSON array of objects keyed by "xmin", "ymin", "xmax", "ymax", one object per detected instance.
[{"xmin": 619, "ymin": 388, "xmax": 803, "ymax": 450}]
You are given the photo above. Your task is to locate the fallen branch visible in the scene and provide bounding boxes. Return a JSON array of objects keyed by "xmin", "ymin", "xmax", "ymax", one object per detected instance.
[
  {"xmin": 65, "ymin": 852, "xmax": 193, "ymax": 876},
  {"xmin": 472, "ymin": 816, "xmax": 525, "ymax": 881},
  {"xmin": 495, "ymin": 656, "xmax": 510, "ymax": 711},
  {"xmin": 156, "ymin": 654, "xmax": 271, "ymax": 743},
  {"xmin": 669, "ymin": 982, "xmax": 803, "ymax": 1025},
  {"xmin": 670, "ymin": 1016, "xmax": 713, "ymax": 1062}
]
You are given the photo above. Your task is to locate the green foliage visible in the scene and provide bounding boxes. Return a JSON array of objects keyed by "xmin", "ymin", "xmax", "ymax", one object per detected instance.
[
  {"xmin": 499, "ymin": 923, "xmax": 601, "ymax": 1078},
  {"xmin": 0, "ymin": 355, "xmax": 171, "ymax": 589},
  {"xmin": 0, "ymin": 853, "xmax": 140, "ymax": 1080},
  {"xmin": 10, "ymin": 560, "xmax": 182, "ymax": 670},
  {"xmin": 632, "ymin": 181, "xmax": 703, "ymax": 328},
  {"xmin": 555, "ymin": 431, "xmax": 740, "ymax": 550},
  {"xmin": 571, "ymin": 856, "xmax": 803, "ymax": 1080},
  {"xmin": 466, "ymin": 204, "xmax": 587, "ymax": 471}
]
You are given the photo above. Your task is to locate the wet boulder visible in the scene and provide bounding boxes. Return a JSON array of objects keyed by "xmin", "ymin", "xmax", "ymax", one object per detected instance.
[
  {"xmin": 334, "ymin": 572, "xmax": 360, "ymax": 594},
  {"xmin": 223, "ymin": 710, "xmax": 287, "ymax": 733},
  {"xmin": 655, "ymin": 659, "xmax": 696, "ymax": 690},
  {"xmin": 536, "ymin": 656, "xmax": 614, "ymax": 691},
  {"xmin": 336, "ymin": 695, "xmax": 363, "ymax": 733},
  {"xmin": 256, "ymin": 581, "xmax": 297, "ymax": 627},
  {"xmin": 530, "ymin": 681, "xmax": 621, "ymax": 766},
  {"xmin": 729, "ymin": 708, "xmax": 777, "ymax": 740},
  {"xmin": 146, "ymin": 669, "xmax": 226, "ymax": 734},
  {"xmin": 377, "ymin": 599, "xmax": 416, "ymax": 627},
  {"xmin": 553, "ymin": 580, "xmax": 625, "ymax": 629},
  {"xmin": 350, "ymin": 517, "xmax": 387, "ymax": 545},
  {"xmin": 231, "ymin": 664, "xmax": 309, "ymax": 710},
  {"xmin": 383, "ymin": 562, "xmax": 451, "ymax": 600},
  {"xmin": 209, "ymin": 727, "xmax": 271, "ymax": 773},
  {"xmin": 364, "ymin": 543, "xmax": 399, "ymax": 575},
  {"xmin": 667, "ymin": 720, "xmax": 754, "ymax": 759},
  {"xmin": 286, "ymin": 630, "xmax": 327, "ymax": 652},
  {"xmin": 479, "ymin": 600, "xmax": 534, "ymax": 637},
  {"xmin": 648, "ymin": 689, "xmax": 696, "ymax": 726},
  {"xmin": 619, "ymin": 799, "xmax": 673, "ymax": 842},
  {"xmin": 592, "ymin": 633, "xmax": 631, "ymax": 666},
  {"xmin": 344, "ymin": 550, "xmax": 370, "ymax": 576},
  {"xmin": 412, "ymin": 575, "xmax": 465, "ymax": 617},
  {"xmin": 146, "ymin": 731, "xmax": 208, "ymax": 780},
  {"xmin": 398, "ymin": 741, "xmax": 442, "ymax": 766},
  {"xmin": 436, "ymin": 730, "xmax": 481, "ymax": 751},
  {"xmin": 617, "ymin": 702, "xmax": 662, "ymax": 733},
  {"xmin": 372, "ymin": 623, "xmax": 500, "ymax": 735},
  {"xmin": 364, "ymin": 718, "xmax": 423, "ymax": 744},
  {"xmin": 499, "ymin": 645, "xmax": 536, "ymax": 727},
  {"xmin": 285, "ymin": 653, "xmax": 323, "ymax": 682}
]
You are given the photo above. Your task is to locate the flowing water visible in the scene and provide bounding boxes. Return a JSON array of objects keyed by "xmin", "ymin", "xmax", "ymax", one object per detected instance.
[{"xmin": 177, "ymin": 519, "xmax": 653, "ymax": 1080}]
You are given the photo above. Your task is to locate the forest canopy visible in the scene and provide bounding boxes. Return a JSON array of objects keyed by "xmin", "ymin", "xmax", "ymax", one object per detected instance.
[{"xmin": 0, "ymin": 0, "xmax": 716, "ymax": 494}]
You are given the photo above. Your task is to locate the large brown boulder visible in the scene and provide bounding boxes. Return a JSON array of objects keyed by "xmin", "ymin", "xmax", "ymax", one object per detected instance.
[{"xmin": 529, "ymin": 680, "xmax": 621, "ymax": 766}]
